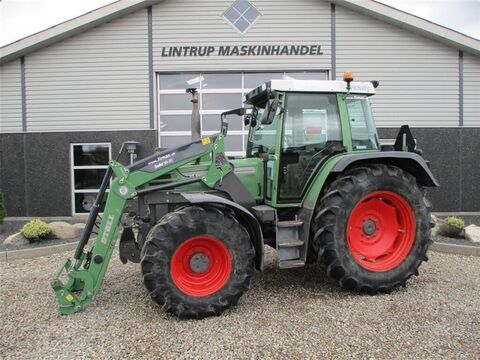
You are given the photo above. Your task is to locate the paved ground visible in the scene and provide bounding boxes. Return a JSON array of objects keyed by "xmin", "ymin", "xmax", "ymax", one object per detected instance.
[{"xmin": 1, "ymin": 248, "xmax": 479, "ymax": 359}]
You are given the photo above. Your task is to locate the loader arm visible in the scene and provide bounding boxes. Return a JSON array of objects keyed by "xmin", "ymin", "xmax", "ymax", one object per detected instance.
[{"xmin": 51, "ymin": 135, "xmax": 231, "ymax": 315}]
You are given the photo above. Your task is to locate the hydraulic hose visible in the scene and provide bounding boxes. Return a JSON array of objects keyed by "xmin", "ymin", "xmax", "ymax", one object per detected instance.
[{"xmin": 73, "ymin": 166, "xmax": 113, "ymax": 260}]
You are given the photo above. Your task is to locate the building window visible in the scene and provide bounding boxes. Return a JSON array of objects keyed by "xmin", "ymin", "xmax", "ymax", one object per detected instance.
[
  {"xmin": 157, "ymin": 71, "xmax": 328, "ymax": 156},
  {"xmin": 70, "ymin": 143, "xmax": 111, "ymax": 215},
  {"xmin": 223, "ymin": 0, "xmax": 261, "ymax": 34}
]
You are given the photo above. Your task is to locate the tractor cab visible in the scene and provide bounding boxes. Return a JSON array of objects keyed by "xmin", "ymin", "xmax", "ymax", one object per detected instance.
[{"xmin": 243, "ymin": 79, "xmax": 380, "ymax": 204}]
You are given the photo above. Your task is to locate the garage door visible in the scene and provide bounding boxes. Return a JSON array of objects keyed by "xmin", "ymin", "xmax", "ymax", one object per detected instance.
[{"xmin": 157, "ymin": 71, "xmax": 328, "ymax": 156}]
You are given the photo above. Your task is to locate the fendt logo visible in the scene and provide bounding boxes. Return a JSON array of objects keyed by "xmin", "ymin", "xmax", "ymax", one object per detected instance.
[
  {"xmin": 100, "ymin": 214, "xmax": 115, "ymax": 245},
  {"xmin": 223, "ymin": 0, "xmax": 261, "ymax": 34}
]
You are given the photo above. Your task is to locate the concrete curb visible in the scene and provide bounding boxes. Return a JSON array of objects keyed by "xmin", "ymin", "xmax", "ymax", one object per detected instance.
[
  {"xmin": 0, "ymin": 242, "xmax": 78, "ymax": 263},
  {"xmin": 1, "ymin": 240, "xmax": 478, "ymax": 262},
  {"xmin": 430, "ymin": 241, "xmax": 480, "ymax": 257}
]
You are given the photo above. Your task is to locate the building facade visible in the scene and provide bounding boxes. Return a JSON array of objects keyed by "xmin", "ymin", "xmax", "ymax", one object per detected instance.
[{"xmin": 0, "ymin": 0, "xmax": 479, "ymax": 216}]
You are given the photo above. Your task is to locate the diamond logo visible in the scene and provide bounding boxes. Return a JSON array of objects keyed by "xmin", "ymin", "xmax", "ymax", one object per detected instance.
[{"xmin": 223, "ymin": 0, "xmax": 261, "ymax": 34}]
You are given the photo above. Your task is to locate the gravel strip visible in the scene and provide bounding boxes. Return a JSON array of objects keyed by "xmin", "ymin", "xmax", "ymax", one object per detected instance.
[{"xmin": 1, "ymin": 248, "xmax": 479, "ymax": 359}]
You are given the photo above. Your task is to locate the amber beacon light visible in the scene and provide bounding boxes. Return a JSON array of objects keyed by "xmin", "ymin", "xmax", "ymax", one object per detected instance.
[
  {"xmin": 343, "ymin": 71, "xmax": 354, "ymax": 92},
  {"xmin": 343, "ymin": 71, "xmax": 354, "ymax": 82}
]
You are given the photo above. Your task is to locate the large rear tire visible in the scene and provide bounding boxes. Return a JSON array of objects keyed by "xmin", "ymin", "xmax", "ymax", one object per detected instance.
[
  {"xmin": 312, "ymin": 164, "xmax": 432, "ymax": 294},
  {"xmin": 141, "ymin": 206, "xmax": 255, "ymax": 319}
]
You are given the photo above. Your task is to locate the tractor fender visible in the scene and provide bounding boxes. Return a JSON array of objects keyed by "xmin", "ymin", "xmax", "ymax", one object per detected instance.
[
  {"xmin": 331, "ymin": 151, "xmax": 439, "ymax": 187},
  {"xmin": 303, "ymin": 151, "xmax": 438, "ymax": 212},
  {"xmin": 180, "ymin": 192, "xmax": 264, "ymax": 271}
]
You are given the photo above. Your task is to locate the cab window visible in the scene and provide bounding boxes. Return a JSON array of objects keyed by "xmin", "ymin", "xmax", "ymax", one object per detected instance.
[
  {"xmin": 247, "ymin": 108, "xmax": 278, "ymax": 157},
  {"xmin": 346, "ymin": 96, "xmax": 379, "ymax": 150}
]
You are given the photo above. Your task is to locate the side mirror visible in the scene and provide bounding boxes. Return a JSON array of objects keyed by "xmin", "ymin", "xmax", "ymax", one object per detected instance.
[
  {"xmin": 220, "ymin": 107, "xmax": 247, "ymax": 135},
  {"xmin": 261, "ymin": 98, "xmax": 280, "ymax": 125}
]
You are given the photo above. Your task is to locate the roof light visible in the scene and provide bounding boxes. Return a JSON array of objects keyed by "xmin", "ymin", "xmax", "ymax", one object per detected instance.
[
  {"xmin": 343, "ymin": 71, "xmax": 354, "ymax": 82},
  {"xmin": 343, "ymin": 71, "xmax": 354, "ymax": 94}
]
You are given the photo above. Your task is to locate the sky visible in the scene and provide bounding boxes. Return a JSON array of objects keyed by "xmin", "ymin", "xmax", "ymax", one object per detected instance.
[{"xmin": 0, "ymin": 0, "xmax": 479, "ymax": 47}]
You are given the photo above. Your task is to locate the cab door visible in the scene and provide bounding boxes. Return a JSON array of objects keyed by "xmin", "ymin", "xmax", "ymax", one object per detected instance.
[
  {"xmin": 245, "ymin": 106, "xmax": 279, "ymax": 204},
  {"xmin": 277, "ymin": 93, "xmax": 343, "ymax": 203}
]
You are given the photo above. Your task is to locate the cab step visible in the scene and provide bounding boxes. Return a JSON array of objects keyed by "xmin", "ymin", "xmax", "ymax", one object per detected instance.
[
  {"xmin": 278, "ymin": 240, "xmax": 304, "ymax": 248},
  {"xmin": 276, "ymin": 217, "xmax": 306, "ymax": 267},
  {"xmin": 277, "ymin": 220, "xmax": 304, "ymax": 228},
  {"xmin": 278, "ymin": 259, "xmax": 305, "ymax": 269}
]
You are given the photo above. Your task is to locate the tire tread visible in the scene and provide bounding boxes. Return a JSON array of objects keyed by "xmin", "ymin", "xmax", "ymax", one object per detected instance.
[
  {"xmin": 140, "ymin": 206, "xmax": 255, "ymax": 319},
  {"xmin": 312, "ymin": 164, "xmax": 432, "ymax": 294}
]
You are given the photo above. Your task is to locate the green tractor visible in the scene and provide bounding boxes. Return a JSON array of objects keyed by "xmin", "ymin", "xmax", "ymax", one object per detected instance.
[{"xmin": 52, "ymin": 73, "xmax": 437, "ymax": 319}]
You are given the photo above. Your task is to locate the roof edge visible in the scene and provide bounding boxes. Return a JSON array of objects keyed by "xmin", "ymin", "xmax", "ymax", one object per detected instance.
[
  {"xmin": 0, "ymin": 0, "xmax": 161, "ymax": 65},
  {"xmin": 331, "ymin": 0, "xmax": 480, "ymax": 57}
]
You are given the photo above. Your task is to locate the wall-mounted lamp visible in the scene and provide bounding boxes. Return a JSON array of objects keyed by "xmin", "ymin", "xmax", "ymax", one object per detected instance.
[{"xmin": 124, "ymin": 141, "xmax": 140, "ymax": 165}]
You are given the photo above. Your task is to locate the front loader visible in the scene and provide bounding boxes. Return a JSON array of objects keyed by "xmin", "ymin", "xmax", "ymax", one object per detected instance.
[{"xmin": 52, "ymin": 72, "xmax": 438, "ymax": 318}]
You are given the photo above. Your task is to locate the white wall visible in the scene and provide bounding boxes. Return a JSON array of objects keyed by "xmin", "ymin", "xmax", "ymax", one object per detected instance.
[
  {"xmin": 24, "ymin": 9, "xmax": 150, "ymax": 132},
  {"xmin": 1, "ymin": 0, "xmax": 479, "ymax": 133},
  {"xmin": 335, "ymin": 5, "xmax": 460, "ymax": 127},
  {"xmin": 463, "ymin": 53, "xmax": 480, "ymax": 127},
  {"xmin": 0, "ymin": 59, "xmax": 22, "ymax": 133}
]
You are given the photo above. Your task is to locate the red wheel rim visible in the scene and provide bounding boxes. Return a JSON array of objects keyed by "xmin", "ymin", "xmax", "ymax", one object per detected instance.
[
  {"xmin": 170, "ymin": 235, "xmax": 231, "ymax": 297},
  {"xmin": 347, "ymin": 191, "xmax": 415, "ymax": 272}
]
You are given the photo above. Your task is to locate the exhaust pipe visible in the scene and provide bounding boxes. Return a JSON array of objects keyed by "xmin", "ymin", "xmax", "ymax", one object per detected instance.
[{"xmin": 186, "ymin": 88, "xmax": 201, "ymax": 140}]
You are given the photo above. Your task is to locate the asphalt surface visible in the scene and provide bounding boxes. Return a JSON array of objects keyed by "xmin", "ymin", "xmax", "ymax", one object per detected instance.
[{"xmin": 1, "ymin": 248, "xmax": 479, "ymax": 359}]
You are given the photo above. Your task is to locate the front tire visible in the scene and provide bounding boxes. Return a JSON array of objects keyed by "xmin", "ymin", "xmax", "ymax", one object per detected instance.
[
  {"xmin": 312, "ymin": 164, "xmax": 432, "ymax": 294},
  {"xmin": 141, "ymin": 206, "xmax": 255, "ymax": 319}
]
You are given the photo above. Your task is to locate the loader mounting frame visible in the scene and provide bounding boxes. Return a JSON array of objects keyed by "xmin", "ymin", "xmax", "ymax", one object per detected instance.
[{"xmin": 51, "ymin": 135, "xmax": 231, "ymax": 315}]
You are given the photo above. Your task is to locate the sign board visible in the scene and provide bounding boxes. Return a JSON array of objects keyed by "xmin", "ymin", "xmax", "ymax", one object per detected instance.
[{"xmin": 160, "ymin": 44, "xmax": 323, "ymax": 57}]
